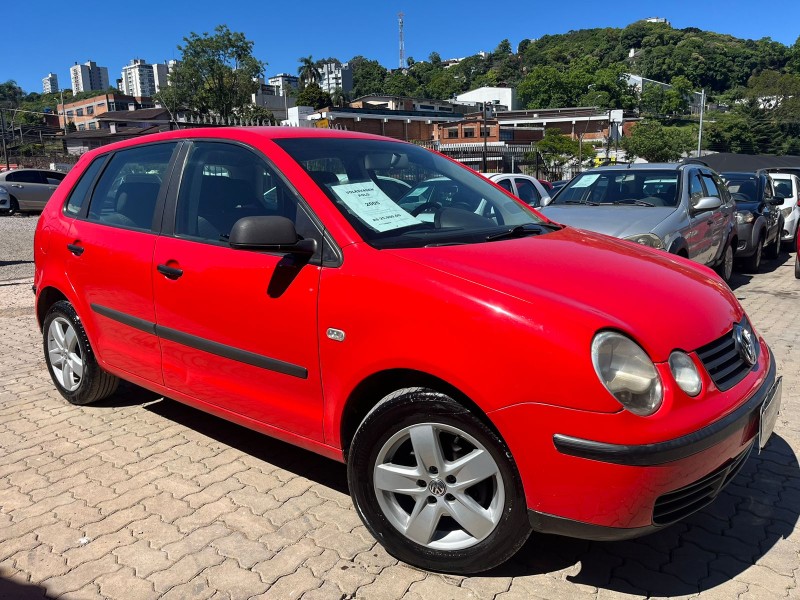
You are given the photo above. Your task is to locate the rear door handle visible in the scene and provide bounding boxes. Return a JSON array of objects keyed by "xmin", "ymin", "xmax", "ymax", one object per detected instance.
[
  {"xmin": 67, "ymin": 243, "xmax": 84, "ymax": 256},
  {"xmin": 10, "ymin": 184, "xmax": 23, "ymax": 189},
  {"xmin": 157, "ymin": 264, "xmax": 183, "ymax": 279}
]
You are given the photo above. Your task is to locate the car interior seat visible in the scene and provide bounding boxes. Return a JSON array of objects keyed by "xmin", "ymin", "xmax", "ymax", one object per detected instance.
[{"xmin": 102, "ymin": 178, "xmax": 161, "ymax": 229}]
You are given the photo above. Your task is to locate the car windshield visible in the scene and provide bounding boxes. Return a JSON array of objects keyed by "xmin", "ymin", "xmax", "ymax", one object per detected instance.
[
  {"xmin": 723, "ymin": 176, "xmax": 758, "ymax": 203},
  {"xmin": 552, "ymin": 170, "xmax": 680, "ymax": 207},
  {"xmin": 274, "ymin": 137, "xmax": 546, "ymax": 248}
]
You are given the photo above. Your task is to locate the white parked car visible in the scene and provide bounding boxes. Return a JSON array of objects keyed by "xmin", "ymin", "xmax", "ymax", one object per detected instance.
[
  {"xmin": 768, "ymin": 172, "xmax": 800, "ymax": 247},
  {"xmin": 481, "ymin": 173, "xmax": 551, "ymax": 208}
]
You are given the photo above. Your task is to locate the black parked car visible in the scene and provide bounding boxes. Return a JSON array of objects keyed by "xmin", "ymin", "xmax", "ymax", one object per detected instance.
[{"xmin": 721, "ymin": 171, "xmax": 785, "ymax": 272}]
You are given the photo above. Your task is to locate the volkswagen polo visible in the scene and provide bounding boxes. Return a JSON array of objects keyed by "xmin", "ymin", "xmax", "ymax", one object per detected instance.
[{"xmin": 34, "ymin": 128, "xmax": 781, "ymax": 574}]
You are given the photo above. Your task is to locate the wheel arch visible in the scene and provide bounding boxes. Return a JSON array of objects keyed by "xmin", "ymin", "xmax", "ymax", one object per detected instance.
[
  {"xmin": 667, "ymin": 236, "xmax": 689, "ymax": 257},
  {"xmin": 36, "ymin": 286, "xmax": 69, "ymax": 331},
  {"xmin": 339, "ymin": 368, "xmax": 500, "ymax": 461}
]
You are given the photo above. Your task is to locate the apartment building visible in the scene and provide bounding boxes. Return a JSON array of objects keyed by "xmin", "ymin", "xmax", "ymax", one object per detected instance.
[
  {"xmin": 42, "ymin": 73, "xmax": 59, "ymax": 94},
  {"xmin": 120, "ymin": 59, "xmax": 157, "ymax": 97},
  {"xmin": 267, "ymin": 73, "xmax": 299, "ymax": 97},
  {"xmin": 153, "ymin": 60, "xmax": 178, "ymax": 92},
  {"xmin": 70, "ymin": 61, "xmax": 110, "ymax": 94},
  {"xmin": 319, "ymin": 62, "xmax": 352, "ymax": 95}
]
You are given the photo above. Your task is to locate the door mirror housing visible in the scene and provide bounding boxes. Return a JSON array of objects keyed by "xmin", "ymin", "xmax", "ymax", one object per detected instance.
[
  {"xmin": 690, "ymin": 196, "xmax": 722, "ymax": 214},
  {"xmin": 229, "ymin": 216, "xmax": 317, "ymax": 256},
  {"xmin": 769, "ymin": 196, "xmax": 786, "ymax": 205}
]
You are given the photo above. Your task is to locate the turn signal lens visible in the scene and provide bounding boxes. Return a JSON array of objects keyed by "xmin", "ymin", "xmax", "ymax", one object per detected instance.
[{"xmin": 668, "ymin": 351, "xmax": 702, "ymax": 397}]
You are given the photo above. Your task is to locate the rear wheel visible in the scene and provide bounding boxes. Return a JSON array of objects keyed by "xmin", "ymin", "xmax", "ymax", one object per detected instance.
[
  {"xmin": 716, "ymin": 241, "xmax": 734, "ymax": 282},
  {"xmin": 795, "ymin": 254, "xmax": 800, "ymax": 279},
  {"xmin": 43, "ymin": 301, "xmax": 119, "ymax": 405},
  {"xmin": 347, "ymin": 388, "xmax": 531, "ymax": 574}
]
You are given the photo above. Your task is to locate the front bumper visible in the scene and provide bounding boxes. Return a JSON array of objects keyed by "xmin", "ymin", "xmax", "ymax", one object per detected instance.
[
  {"xmin": 781, "ymin": 209, "xmax": 799, "ymax": 242},
  {"xmin": 735, "ymin": 222, "xmax": 758, "ymax": 257},
  {"xmin": 492, "ymin": 349, "xmax": 780, "ymax": 541}
]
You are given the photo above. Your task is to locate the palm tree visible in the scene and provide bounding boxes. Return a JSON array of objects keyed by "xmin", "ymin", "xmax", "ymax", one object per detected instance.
[
  {"xmin": 297, "ymin": 56, "xmax": 321, "ymax": 88},
  {"xmin": 331, "ymin": 87, "xmax": 345, "ymax": 107}
]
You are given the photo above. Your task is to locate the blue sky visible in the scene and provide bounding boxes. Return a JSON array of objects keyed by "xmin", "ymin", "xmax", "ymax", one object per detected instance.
[{"xmin": 4, "ymin": 0, "xmax": 799, "ymax": 95}]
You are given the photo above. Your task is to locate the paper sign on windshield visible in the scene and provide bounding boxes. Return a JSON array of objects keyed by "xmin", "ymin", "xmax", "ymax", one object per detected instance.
[
  {"xmin": 331, "ymin": 181, "xmax": 420, "ymax": 232},
  {"xmin": 571, "ymin": 174, "xmax": 600, "ymax": 188}
]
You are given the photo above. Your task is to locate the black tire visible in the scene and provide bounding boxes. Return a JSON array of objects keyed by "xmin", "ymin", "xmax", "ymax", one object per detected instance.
[
  {"xmin": 742, "ymin": 235, "xmax": 764, "ymax": 273},
  {"xmin": 716, "ymin": 241, "xmax": 734, "ymax": 283},
  {"xmin": 795, "ymin": 255, "xmax": 800, "ymax": 279},
  {"xmin": 347, "ymin": 387, "xmax": 531, "ymax": 574},
  {"xmin": 8, "ymin": 196, "xmax": 19, "ymax": 215},
  {"xmin": 42, "ymin": 300, "xmax": 119, "ymax": 405},
  {"xmin": 765, "ymin": 224, "xmax": 782, "ymax": 260}
]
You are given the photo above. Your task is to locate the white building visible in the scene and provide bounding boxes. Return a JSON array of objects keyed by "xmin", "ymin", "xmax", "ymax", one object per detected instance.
[
  {"xmin": 455, "ymin": 87, "xmax": 517, "ymax": 111},
  {"xmin": 70, "ymin": 61, "xmax": 110, "ymax": 95},
  {"xmin": 252, "ymin": 77, "xmax": 296, "ymax": 121},
  {"xmin": 42, "ymin": 73, "xmax": 59, "ymax": 94},
  {"xmin": 268, "ymin": 73, "xmax": 299, "ymax": 97},
  {"xmin": 120, "ymin": 59, "xmax": 157, "ymax": 97},
  {"xmin": 152, "ymin": 60, "xmax": 178, "ymax": 93},
  {"xmin": 319, "ymin": 62, "xmax": 352, "ymax": 95}
]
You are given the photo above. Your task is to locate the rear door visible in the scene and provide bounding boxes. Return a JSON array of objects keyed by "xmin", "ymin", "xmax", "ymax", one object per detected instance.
[{"xmin": 65, "ymin": 141, "xmax": 180, "ymax": 384}]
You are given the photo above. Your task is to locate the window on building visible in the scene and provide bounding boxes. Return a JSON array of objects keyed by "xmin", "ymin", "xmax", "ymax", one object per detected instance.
[
  {"xmin": 97, "ymin": 102, "xmax": 105, "ymax": 108},
  {"xmin": 88, "ymin": 123, "xmax": 97, "ymax": 130},
  {"xmin": 78, "ymin": 124, "xmax": 86, "ymax": 130},
  {"xmin": 480, "ymin": 127, "xmax": 492, "ymax": 137},
  {"xmin": 76, "ymin": 108, "xmax": 84, "ymax": 117},
  {"xmin": 439, "ymin": 107, "xmax": 453, "ymax": 112},
  {"xmin": 463, "ymin": 128, "xmax": 476, "ymax": 138},
  {"xmin": 66, "ymin": 110, "xmax": 74, "ymax": 117},
  {"xmin": 446, "ymin": 128, "xmax": 459, "ymax": 139},
  {"xmin": 419, "ymin": 104, "xmax": 435, "ymax": 110},
  {"xmin": 86, "ymin": 106, "xmax": 94, "ymax": 115},
  {"xmin": 500, "ymin": 129, "xmax": 514, "ymax": 141}
]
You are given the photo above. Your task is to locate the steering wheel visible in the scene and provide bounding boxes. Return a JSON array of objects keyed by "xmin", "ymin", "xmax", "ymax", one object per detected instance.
[{"xmin": 411, "ymin": 201, "xmax": 442, "ymax": 216}]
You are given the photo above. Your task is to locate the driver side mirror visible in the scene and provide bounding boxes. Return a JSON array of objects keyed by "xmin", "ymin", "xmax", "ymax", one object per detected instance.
[
  {"xmin": 770, "ymin": 195, "xmax": 787, "ymax": 205},
  {"xmin": 690, "ymin": 196, "xmax": 722, "ymax": 214},
  {"xmin": 229, "ymin": 216, "xmax": 317, "ymax": 256}
]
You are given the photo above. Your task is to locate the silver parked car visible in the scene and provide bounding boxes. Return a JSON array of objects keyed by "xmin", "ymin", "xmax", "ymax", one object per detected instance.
[
  {"xmin": 0, "ymin": 168, "xmax": 67, "ymax": 214},
  {"xmin": 540, "ymin": 163, "xmax": 737, "ymax": 281}
]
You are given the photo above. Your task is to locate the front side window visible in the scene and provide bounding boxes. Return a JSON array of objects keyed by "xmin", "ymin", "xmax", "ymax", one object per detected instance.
[
  {"xmin": 86, "ymin": 143, "xmax": 177, "ymax": 231},
  {"xmin": 174, "ymin": 141, "xmax": 323, "ymax": 254},
  {"xmin": 701, "ymin": 174, "xmax": 721, "ymax": 198},
  {"xmin": 274, "ymin": 137, "xmax": 545, "ymax": 249},
  {"xmin": 689, "ymin": 173, "xmax": 705, "ymax": 202}
]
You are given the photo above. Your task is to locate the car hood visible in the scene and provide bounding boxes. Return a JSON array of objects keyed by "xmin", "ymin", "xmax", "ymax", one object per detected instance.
[
  {"xmin": 540, "ymin": 205, "xmax": 676, "ymax": 238},
  {"xmin": 388, "ymin": 227, "xmax": 742, "ymax": 361}
]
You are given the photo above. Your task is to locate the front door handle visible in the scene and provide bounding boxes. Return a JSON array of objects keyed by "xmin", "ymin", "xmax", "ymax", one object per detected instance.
[
  {"xmin": 157, "ymin": 264, "xmax": 183, "ymax": 280},
  {"xmin": 67, "ymin": 243, "xmax": 84, "ymax": 256}
]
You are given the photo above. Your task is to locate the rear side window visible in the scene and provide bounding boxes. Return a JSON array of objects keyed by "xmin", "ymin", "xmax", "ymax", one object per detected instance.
[
  {"xmin": 45, "ymin": 172, "xmax": 66, "ymax": 185},
  {"xmin": 514, "ymin": 178, "xmax": 542, "ymax": 206},
  {"xmin": 87, "ymin": 143, "xmax": 177, "ymax": 231},
  {"xmin": 65, "ymin": 158, "xmax": 105, "ymax": 216},
  {"xmin": 6, "ymin": 171, "xmax": 44, "ymax": 184}
]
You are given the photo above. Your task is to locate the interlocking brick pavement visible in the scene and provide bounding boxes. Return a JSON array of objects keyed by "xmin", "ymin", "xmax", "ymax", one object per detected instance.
[{"xmin": 1, "ymin": 218, "xmax": 799, "ymax": 598}]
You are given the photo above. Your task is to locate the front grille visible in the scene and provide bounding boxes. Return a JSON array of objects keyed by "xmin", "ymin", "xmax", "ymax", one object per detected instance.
[
  {"xmin": 695, "ymin": 322, "xmax": 754, "ymax": 391},
  {"xmin": 653, "ymin": 444, "xmax": 752, "ymax": 525}
]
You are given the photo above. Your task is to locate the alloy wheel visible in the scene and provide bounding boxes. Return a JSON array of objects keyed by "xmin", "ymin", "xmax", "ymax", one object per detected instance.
[{"xmin": 47, "ymin": 317, "xmax": 84, "ymax": 392}]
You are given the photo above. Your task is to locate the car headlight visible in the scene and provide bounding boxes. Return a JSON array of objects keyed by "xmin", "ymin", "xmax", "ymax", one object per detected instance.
[
  {"xmin": 668, "ymin": 351, "xmax": 702, "ymax": 396},
  {"xmin": 736, "ymin": 211, "xmax": 754, "ymax": 224},
  {"xmin": 591, "ymin": 331, "xmax": 663, "ymax": 416},
  {"xmin": 624, "ymin": 233, "xmax": 664, "ymax": 249}
]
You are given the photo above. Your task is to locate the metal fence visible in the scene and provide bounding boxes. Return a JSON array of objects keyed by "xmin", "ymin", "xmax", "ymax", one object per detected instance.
[{"xmin": 0, "ymin": 123, "xmax": 76, "ymax": 171}]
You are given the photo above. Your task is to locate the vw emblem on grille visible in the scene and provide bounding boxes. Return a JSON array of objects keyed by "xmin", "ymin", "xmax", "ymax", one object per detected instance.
[
  {"xmin": 734, "ymin": 324, "xmax": 757, "ymax": 367},
  {"xmin": 428, "ymin": 479, "xmax": 447, "ymax": 496}
]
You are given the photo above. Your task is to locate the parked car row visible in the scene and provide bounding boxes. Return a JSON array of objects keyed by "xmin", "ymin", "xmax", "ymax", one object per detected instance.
[
  {"xmin": 34, "ymin": 128, "xmax": 781, "ymax": 574},
  {"xmin": 532, "ymin": 162, "xmax": 799, "ymax": 280}
]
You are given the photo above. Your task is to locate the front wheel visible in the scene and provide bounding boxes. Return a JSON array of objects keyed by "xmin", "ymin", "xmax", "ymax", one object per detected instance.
[
  {"xmin": 742, "ymin": 235, "xmax": 763, "ymax": 273},
  {"xmin": 8, "ymin": 196, "xmax": 19, "ymax": 215},
  {"xmin": 347, "ymin": 388, "xmax": 531, "ymax": 574},
  {"xmin": 795, "ymin": 254, "xmax": 800, "ymax": 279},
  {"xmin": 765, "ymin": 225, "xmax": 782, "ymax": 260},
  {"xmin": 43, "ymin": 301, "xmax": 119, "ymax": 405}
]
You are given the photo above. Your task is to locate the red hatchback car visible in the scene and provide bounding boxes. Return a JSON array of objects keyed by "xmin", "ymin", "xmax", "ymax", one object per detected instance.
[{"xmin": 34, "ymin": 128, "xmax": 781, "ymax": 574}]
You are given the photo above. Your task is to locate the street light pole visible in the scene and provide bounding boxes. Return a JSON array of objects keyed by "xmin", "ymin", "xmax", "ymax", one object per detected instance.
[
  {"xmin": 0, "ymin": 109, "xmax": 9, "ymax": 171},
  {"xmin": 697, "ymin": 88, "xmax": 706, "ymax": 157},
  {"xmin": 481, "ymin": 102, "xmax": 488, "ymax": 172}
]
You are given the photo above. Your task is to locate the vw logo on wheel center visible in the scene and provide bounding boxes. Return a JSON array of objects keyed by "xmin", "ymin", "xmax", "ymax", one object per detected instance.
[{"xmin": 428, "ymin": 479, "xmax": 447, "ymax": 496}]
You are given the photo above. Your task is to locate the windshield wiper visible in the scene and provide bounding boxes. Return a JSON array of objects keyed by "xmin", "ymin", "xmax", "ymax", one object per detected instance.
[
  {"xmin": 562, "ymin": 200, "xmax": 599, "ymax": 205},
  {"xmin": 485, "ymin": 223, "xmax": 556, "ymax": 242}
]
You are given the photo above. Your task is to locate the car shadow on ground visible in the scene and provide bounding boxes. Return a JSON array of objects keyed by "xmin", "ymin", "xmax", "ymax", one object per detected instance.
[
  {"xmin": 0, "ymin": 260, "xmax": 33, "ymax": 268},
  {"xmin": 490, "ymin": 435, "xmax": 799, "ymax": 595},
  {"xmin": 0, "ymin": 578, "xmax": 49, "ymax": 599},
  {"xmin": 729, "ymin": 250, "xmax": 794, "ymax": 291}
]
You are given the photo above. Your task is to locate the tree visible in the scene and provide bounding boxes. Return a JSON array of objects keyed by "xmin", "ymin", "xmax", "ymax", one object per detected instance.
[
  {"xmin": 295, "ymin": 83, "xmax": 331, "ymax": 110},
  {"xmin": 531, "ymin": 128, "xmax": 595, "ymax": 169},
  {"xmin": 235, "ymin": 104, "xmax": 276, "ymax": 124},
  {"xmin": 157, "ymin": 25, "xmax": 265, "ymax": 120},
  {"xmin": 0, "ymin": 80, "xmax": 24, "ymax": 106},
  {"xmin": 350, "ymin": 56, "xmax": 388, "ymax": 98},
  {"xmin": 622, "ymin": 121, "xmax": 694, "ymax": 162},
  {"xmin": 298, "ymin": 55, "xmax": 321, "ymax": 87}
]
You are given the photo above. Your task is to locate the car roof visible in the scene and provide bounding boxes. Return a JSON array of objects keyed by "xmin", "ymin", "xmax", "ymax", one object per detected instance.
[{"xmin": 582, "ymin": 163, "xmax": 688, "ymax": 173}]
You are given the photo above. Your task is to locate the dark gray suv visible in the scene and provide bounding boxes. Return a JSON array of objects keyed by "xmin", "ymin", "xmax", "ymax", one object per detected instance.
[{"xmin": 541, "ymin": 162, "xmax": 737, "ymax": 281}]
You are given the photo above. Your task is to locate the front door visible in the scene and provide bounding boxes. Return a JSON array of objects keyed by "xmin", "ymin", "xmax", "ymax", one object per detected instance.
[
  {"xmin": 685, "ymin": 170, "xmax": 714, "ymax": 263},
  {"xmin": 152, "ymin": 141, "xmax": 326, "ymax": 441}
]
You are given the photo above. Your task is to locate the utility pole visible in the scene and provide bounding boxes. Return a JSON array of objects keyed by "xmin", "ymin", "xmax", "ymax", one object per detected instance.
[
  {"xmin": 398, "ymin": 13, "xmax": 405, "ymax": 69},
  {"xmin": 482, "ymin": 102, "xmax": 489, "ymax": 172},
  {"xmin": 0, "ymin": 109, "xmax": 9, "ymax": 171},
  {"xmin": 697, "ymin": 88, "xmax": 706, "ymax": 157}
]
